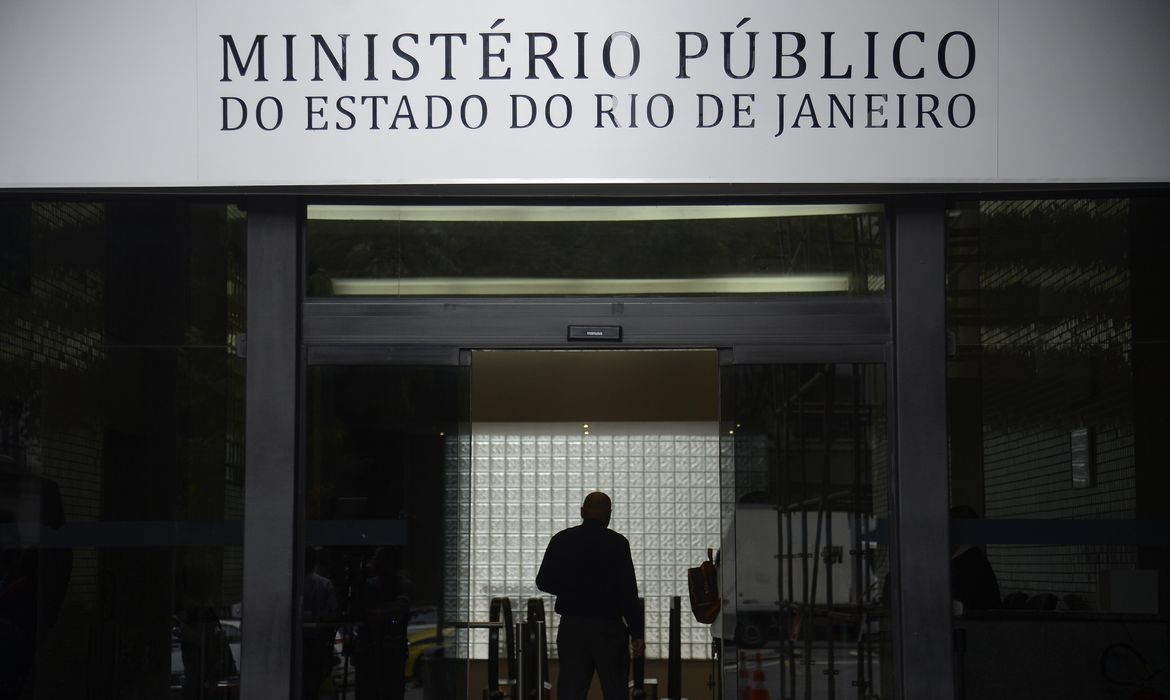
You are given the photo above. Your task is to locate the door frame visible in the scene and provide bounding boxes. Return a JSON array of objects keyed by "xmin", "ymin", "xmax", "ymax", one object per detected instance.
[
  {"xmin": 243, "ymin": 195, "xmax": 953, "ymax": 700},
  {"xmin": 303, "ymin": 296, "xmax": 891, "ymax": 365}
]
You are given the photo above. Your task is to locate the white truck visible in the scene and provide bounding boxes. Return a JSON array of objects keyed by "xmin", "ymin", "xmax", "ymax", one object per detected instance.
[{"xmin": 716, "ymin": 504, "xmax": 878, "ymax": 647}]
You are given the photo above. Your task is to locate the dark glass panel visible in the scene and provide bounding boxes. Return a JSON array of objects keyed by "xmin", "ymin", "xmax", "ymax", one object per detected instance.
[
  {"xmin": 946, "ymin": 197, "xmax": 1170, "ymax": 699},
  {"xmin": 305, "ymin": 364, "xmax": 464, "ymax": 700},
  {"xmin": 306, "ymin": 205, "xmax": 885, "ymax": 297},
  {"xmin": 0, "ymin": 201, "xmax": 246, "ymax": 698}
]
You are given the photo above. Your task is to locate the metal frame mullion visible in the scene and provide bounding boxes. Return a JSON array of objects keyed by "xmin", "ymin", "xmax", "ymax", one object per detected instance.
[
  {"xmin": 890, "ymin": 196, "xmax": 953, "ymax": 700},
  {"xmin": 242, "ymin": 198, "xmax": 300, "ymax": 700}
]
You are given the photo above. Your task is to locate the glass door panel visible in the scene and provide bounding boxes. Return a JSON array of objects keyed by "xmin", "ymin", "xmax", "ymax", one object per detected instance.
[
  {"xmin": 720, "ymin": 363, "xmax": 892, "ymax": 700},
  {"xmin": 304, "ymin": 363, "xmax": 469, "ymax": 700},
  {"xmin": 467, "ymin": 349, "xmax": 722, "ymax": 700},
  {"xmin": 302, "ymin": 354, "xmax": 892, "ymax": 700}
]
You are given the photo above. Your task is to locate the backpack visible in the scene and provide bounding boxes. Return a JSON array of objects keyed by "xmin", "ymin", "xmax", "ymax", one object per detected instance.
[{"xmin": 687, "ymin": 548, "xmax": 720, "ymax": 624}]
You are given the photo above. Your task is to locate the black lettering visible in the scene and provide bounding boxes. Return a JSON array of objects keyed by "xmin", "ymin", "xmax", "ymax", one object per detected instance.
[
  {"xmin": 596, "ymin": 94, "xmax": 619, "ymax": 128},
  {"xmin": 864, "ymin": 31, "xmax": 878, "ymax": 79},
  {"xmin": 828, "ymin": 94, "xmax": 855, "ymax": 127},
  {"xmin": 284, "ymin": 35, "xmax": 296, "ymax": 81},
  {"xmin": 360, "ymin": 95, "xmax": 390, "ymax": 129},
  {"xmin": 389, "ymin": 95, "xmax": 418, "ymax": 130},
  {"xmin": 916, "ymin": 93, "xmax": 941, "ymax": 128},
  {"xmin": 431, "ymin": 32, "xmax": 468, "ymax": 80},
  {"xmin": 646, "ymin": 93, "xmax": 673, "ymax": 128},
  {"xmin": 306, "ymin": 95, "xmax": 328, "ymax": 130},
  {"xmin": 676, "ymin": 32, "xmax": 708, "ymax": 78},
  {"xmin": 792, "ymin": 93, "xmax": 820, "ymax": 128},
  {"xmin": 722, "ymin": 18, "xmax": 757, "ymax": 79},
  {"xmin": 336, "ymin": 96, "xmax": 357, "ymax": 130},
  {"xmin": 866, "ymin": 93, "xmax": 888, "ymax": 128},
  {"xmin": 256, "ymin": 96, "xmax": 283, "ymax": 130},
  {"xmin": 365, "ymin": 34, "xmax": 377, "ymax": 81},
  {"xmin": 393, "ymin": 34, "xmax": 420, "ymax": 80},
  {"xmin": 697, "ymin": 94, "xmax": 723, "ymax": 128},
  {"xmin": 527, "ymin": 33, "xmax": 563, "ymax": 79},
  {"xmin": 312, "ymin": 34, "xmax": 349, "ymax": 81},
  {"xmin": 821, "ymin": 32, "xmax": 852, "ymax": 78},
  {"xmin": 545, "ymin": 94, "xmax": 572, "ymax": 128},
  {"xmin": 774, "ymin": 93, "xmax": 786, "ymax": 137},
  {"xmin": 480, "ymin": 20, "xmax": 511, "ymax": 80},
  {"xmin": 221, "ymin": 34, "xmax": 267, "ymax": 82},
  {"xmin": 893, "ymin": 31, "xmax": 926, "ymax": 79},
  {"xmin": 773, "ymin": 32, "xmax": 806, "ymax": 79},
  {"xmin": 511, "ymin": 94, "xmax": 538, "ymax": 128},
  {"xmin": 732, "ymin": 93, "xmax": 755, "ymax": 128},
  {"xmin": 461, "ymin": 95, "xmax": 488, "ymax": 129},
  {"xmin": 938, "ymin": 31, "xmax": 975, "ymax": 79},
  {"xmin": 948, "ymin": 93, "xmax": 975, "ymax": 127},
  {"xmin": 603, "ymin": 32, "xmax": 640, "ymax": 78},
  {"xmin": 220, "ymin": 96, "xmax": 247, "ymax": 130},
  {"xmin": 427, "ymin": 95, "xmax": 453, "ymax": 129}
]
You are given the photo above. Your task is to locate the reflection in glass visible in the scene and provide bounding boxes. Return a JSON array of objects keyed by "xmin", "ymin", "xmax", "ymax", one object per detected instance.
[
  {"xmin": 946, "ymin": 197, "xmax": 1170, "ymax": 698},
  {"xmin": 0, "ymin": 201, "xmax": 246, "ymax": 698},
  {"xmin": 305, "ymin": 365, "xmax": 462, "ymax": 700},
  {"xmin": 306, "ymin": 204, "xmax": 886, "ymax": 297},
  {"xmin": 721, "ymin": 364, "xmax": 890, "ymax": 700}
]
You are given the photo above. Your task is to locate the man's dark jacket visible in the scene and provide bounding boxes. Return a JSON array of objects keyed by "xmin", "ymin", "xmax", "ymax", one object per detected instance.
[{"xmin": 536, "ymin": 519, "xmax": 642, "ymax": 639}]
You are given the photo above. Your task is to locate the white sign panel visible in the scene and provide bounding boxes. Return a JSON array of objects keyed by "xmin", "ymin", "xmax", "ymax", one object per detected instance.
[
  {"xmin": 198, "ymin": 0, "xmax": 993, "ymax": 184},
  {"xmin": 0, "ymin": 0, "xmax": 1167, "ymax": 186}
]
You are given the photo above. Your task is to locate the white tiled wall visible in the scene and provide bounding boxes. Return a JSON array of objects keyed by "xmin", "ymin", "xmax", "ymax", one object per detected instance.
[{"xmin": 458, "ymin": 421, "xmax": 722, "ymax": 659}]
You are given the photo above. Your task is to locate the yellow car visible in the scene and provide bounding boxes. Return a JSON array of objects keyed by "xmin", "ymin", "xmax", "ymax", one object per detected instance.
[{"xmin": 405, "ymin": 625, "xmax": 442, "ymax": 684}]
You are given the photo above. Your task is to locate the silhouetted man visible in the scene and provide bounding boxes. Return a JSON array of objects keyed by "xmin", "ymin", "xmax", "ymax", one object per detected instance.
[{"xmin": 536, "ymin": 492, "xmax": 644, "ymax": 700}]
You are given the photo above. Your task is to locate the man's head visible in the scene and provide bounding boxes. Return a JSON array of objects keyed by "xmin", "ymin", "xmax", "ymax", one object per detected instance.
[{"xmin": 581, "ymin": 491, "xmax": 612, "ymax": 526}]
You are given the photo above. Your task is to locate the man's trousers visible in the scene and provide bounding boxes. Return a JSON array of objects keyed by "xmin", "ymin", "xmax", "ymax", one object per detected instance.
[{"xmin": 555, "ymin": 616, "xmax": 630, "ymax": 700}]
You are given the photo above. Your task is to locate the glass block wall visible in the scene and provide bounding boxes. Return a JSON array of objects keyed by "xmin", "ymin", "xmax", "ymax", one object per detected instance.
[{"xmin": 460, "ymin": 421, "xmax": 722, "ymax": 659}]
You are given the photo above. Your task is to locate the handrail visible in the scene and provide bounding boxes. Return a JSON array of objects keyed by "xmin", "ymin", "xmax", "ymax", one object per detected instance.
[
  {"xmin": 449, "ymin": 620, "xmax": 505, "ymax": 629},
  {"xmin": 487, "ymin": 597, "xmax": 517, "ymax": 698}
]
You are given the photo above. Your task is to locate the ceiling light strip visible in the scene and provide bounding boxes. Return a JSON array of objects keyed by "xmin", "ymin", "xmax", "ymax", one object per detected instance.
[
  {"xmin": 309, "ymin": 204, "xmax": 883, "ymax": 223},
  {"xmin": 329, "ymin": 274, "xmax": 852, "ymax": 296}
]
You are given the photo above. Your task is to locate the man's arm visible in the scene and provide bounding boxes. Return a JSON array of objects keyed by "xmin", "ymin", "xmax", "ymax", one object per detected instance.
[
  {"xmin": 535, "ymin": 533, "xmax": 562, "ymax": 595},
  {"xmin": 617, "ymin": 537, "xmax": 643, "ymax": 644}
]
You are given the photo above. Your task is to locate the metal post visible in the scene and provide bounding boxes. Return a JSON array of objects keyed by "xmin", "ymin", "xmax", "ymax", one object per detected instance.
[
  {"xmin": 526, "ymin": 598, "xmax": 550, "ymax": 700},
  {"xmin": 516, "ymin": 620, "xmax": 524, "ymax": 700},
  {"xmin": 633, "ymin": 597, "xmax": 647, "ymax": 699},
  {"xmin": 241, "ymin": 197, "xmax": 299, "ymax": 700},
  {"xmin": 822, "ymin": 363, "xmax": 837, "ymax": 700},
  {"xmin": 489, "ymin": 597, "xmax": 514, "ymax": 698},
  {"xmin": 668, "ymin": 596, "xmax": 682, "ymax": 699},
  {"xmin": 891, "ymin": 196, "xmax": 954, "ymax": 700}
]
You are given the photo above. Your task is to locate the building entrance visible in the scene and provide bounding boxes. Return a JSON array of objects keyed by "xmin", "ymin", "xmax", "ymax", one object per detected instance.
[
  {"xmin": 302, "ymin": 349, "xmax": 890, "ymax": 700},
  {"xmin": 296, "ymin": 198, "xmax": 896, "ymax": 698}
]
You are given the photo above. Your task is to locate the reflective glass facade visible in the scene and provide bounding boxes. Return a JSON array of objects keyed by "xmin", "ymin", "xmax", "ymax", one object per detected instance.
[
  {"xmin": 946, "ymin": 196, "xmax": 1170, "ymax": 699},
  {"xmin": 306, "ymin": 204, "xmax": 886, "ymax": 297},
  {"xmin": 3, "ymin": 192, "xmax": 1166, "ymax": 700},
  {"xmin": 0, "ymin": 201, "xmax": 247, "ymax": 698}
]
